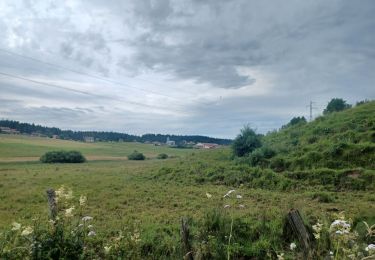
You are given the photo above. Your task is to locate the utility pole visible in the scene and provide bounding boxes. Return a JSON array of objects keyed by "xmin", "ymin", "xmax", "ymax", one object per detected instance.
[{"xmin": 307, "ymin": 101, "xmax": 317, "ymax": 121}]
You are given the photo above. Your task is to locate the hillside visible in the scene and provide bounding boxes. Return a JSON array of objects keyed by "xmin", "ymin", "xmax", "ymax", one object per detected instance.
[
  {"xmin": 262, "ymin": 101, "xmax": 375, "ymax": 171},
  {"xmin": 151, "ymin": 101, "xmax": 375, "ymax": 192}
]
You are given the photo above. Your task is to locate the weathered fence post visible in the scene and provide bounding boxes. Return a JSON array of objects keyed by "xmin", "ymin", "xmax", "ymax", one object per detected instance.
[
  {"xmin": 284, "ymin": 209, "xmax": 313, "ymax": 258},
  {"xmin": 46, "ymin": 188, "xmax": 57, "ymax": 221},
  {"xmin": 181, "ymin": 217, "xmax": 193, "ymax": 260}
]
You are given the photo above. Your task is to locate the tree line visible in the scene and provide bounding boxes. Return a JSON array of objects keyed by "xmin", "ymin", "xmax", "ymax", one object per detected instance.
[{"xmin": 0, "ymin": 120, "xmax": 232, "ymax": 145}]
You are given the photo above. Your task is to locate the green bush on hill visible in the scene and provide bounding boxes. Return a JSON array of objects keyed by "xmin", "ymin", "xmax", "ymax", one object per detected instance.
[
  {"xmin": 40, "ymin": 151, "xmax": 86, "ymax": 163},
  {"xmin": 232, "ymin": 126, "xmax": 262, "ymax": 157},
  {"xmin": 323, "ymin": 98, "xmax": 351, "ymax": 114},
  {"xmin": 128, "ymin": 150, "xmax": 145, "ymax": 160}
]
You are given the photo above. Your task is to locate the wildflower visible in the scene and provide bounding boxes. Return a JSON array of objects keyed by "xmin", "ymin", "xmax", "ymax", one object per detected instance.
[
  {"xmin": 79, "ymin": 195, "xmax": 87, "ymax": 206},
  {"xmin": 238, "ymin": 204, "xmax": 245, "ymax": 208},
  {"xmin": 223, "ymin": 189, "xmax": 235, "ymax": 198},
  {"xmin": 131, "ymin": 231, "xmax": 141, "ymax": 243},
  {"xmin": 365, "ymin": 244, "xmax": 375, "ymax": 254},
  {"xmin": 88, "ymin": 225, "xmax": 94, "ymax": 229},
  {"xmin": 290, "ymin": 242, "xmax": 297, "ymax": 250},
  {"xmin": 82, "ymin": 216, "xmax": 93, "ymax": 222},
  {"xmin": 312, "ymin": 222, "xmax": 323, "ymax": 240},
  {"xmin": 21, "ymin": 226, "xmax": 33, "ymax": 236},
  {"xmin": 329, "ymin": 251, "xmax": 333, "ymax": 256},
  {"xmin": 330, "ymin": 219, "xmax": 351, "ymax": 230},
  {"xmin": 206, "ymin": 192, "xmax": 212, "ymax": 198},
  {"xmin": 88, "ymin": 231, "xmax": 96, "ymax": 237},
  {"xmin": 78, "ymin": 224, "xmax": 84, "ymax": 228},
  {"xmin": 277, "ymin": 253, "xmax": 284, "ymax": 260},
  {"xmin": 236, "ymin": 194, "xmax": 242, "ymax": 199},
  {"xmin": 11, "ymin": 222, "xmax": 21, "ymax": 231},
  {"xmin": 104, "ymin": 246, "xmax": 111, "ymax": 254},
  {"xmin": 224, "ymin": 204, "xmax": 230, "ymax": 209},
  {"xmin": 65, "ymin": 206, "xmax": 75, "ymax": 217}
]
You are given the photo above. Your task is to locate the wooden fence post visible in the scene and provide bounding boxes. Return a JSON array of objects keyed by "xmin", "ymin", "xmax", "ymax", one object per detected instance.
[
  {"xmin": 284, "ymin": 209, "xmax": 313, "ymax": 258},
  {"xmin": 181, "ymin": 217, "xmax": 193, "ymax": 260},
  {"xmin": 46, "ymin": 188, "xmax": 57, "ymax": 221}
]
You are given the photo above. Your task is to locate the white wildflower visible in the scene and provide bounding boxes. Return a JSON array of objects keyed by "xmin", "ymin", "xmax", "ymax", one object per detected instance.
[
  {"xmin": 236, "ymin": 194, "xmax": 242, "ymax": 199},
  {"xmin": 131, "ymin": 231, "xmax": 141, "ymax": 243},
  {"xmin": 238, "ymin": 204, "xmax": 245, "ymax": 208},
  {"xmin": 365, "ymin": 244, "xmax": 375, "ymax": 254},
  {"xmin": 65, "ymin": 206, "xmax": 75, "ymax": 217},
  {"xmin": 330, "ymin": 219, "xmax": 350, "ymax": 230},
  {"xmin": 88, "ymin": 231, "xmax": 96, "ymax": 237},
  {"xmin": 290, "ymin": 242, "xmax": 297, "ymax": 250},
  {"xmin": 11, "ymin": 222, "xmax": 21, "ymax": 231},
  {"xmin": 206, "ymin": 192, "xmax": 212, "ymax": 198},
  {"xmin": 81, "ymin": 216, "xmax": 93, "ymax": 222},
  {"xmin": 104, "ymin": 246, "xmax": 111, "ymax": 254},
  {"xmin": 277, "ymin": 253, "xmax": 284, "ymax": 260},
  {"xmin": 21, "ymin": 226, "xmax": 33, "ymax": 236},
  {"xmin": 224, "ymin": 204, "xmax": 230, "ymax": 209},
  {"xmin": 223, "ymin": 189, "xmax": 235, "ymax": 198},
  {"xmin": 78, "ymin": 224, "xmax": 84, "ymax": 228},
  {"xmin": 88, "ymin": 225, "xmax": 94, "ymax": 229},
  {"xmin": 79, "ymin": 195, "xmax": 87, "ymax": 206},
  {"xmin": 312, "ymin": 222, "xmax": 323, "ymax": 240}
]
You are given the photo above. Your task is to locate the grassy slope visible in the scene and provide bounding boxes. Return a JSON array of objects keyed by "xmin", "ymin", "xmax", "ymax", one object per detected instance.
[
  {"xmin": 263, "ymin": 101, "xmax": 375, "ymax": 170},
  {"xmin": 0, "ymin": 134, "xmax": 193, "ymax": 159}
]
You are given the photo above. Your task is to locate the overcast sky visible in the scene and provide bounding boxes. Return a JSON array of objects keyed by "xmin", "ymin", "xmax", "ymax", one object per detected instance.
[{"xmin": 0, "ymin": 0, "xmax": 374, "ymax": 138}]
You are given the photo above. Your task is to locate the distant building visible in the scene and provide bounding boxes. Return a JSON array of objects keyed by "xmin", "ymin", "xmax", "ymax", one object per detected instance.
[
  {"xmin": 153, "ymin": 141, "xmax": 162, "ymax": 146},
  {"xmin": 84, "ymin": 136, "xmax": 95, "ymax": 143},
  {"xmin": 0, "ymin": 127, "xmax": 20, "ymax": 134},
  {"xmin": 166, "ymin": 136, "xmax": 176, "ymax": 146},
  {"xmin": 52, "ymin": 135, "xmax": 59, "ymax": 139},
  {"xmin": 194, "ymin": 143, "xmax": 219, "ymax": 149}
]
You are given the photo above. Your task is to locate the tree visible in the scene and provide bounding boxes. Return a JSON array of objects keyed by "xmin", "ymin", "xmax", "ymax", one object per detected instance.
[
  {"xmin": 282, "ymin": 116, "xmax": 307, "ymax": 128},
  {"xmin": 323, "ymin": 98, "xmax": 351, "ymax": 115},
  {"xmin": 232, "ymin": 126, "xmax": 262, "ymax": 157}
]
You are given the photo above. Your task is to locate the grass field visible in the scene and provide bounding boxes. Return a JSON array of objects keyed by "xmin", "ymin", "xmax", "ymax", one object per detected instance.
[
  {"xmin": 0, "ymin": 133, "xmax": 374, "ymax": 258},
  {"xmin": 0, "ymin": 137, "xmax": 374, "ymax": 231},
  {"xmin": 0, "ymin": 134, "xmax": 193, "ymax": 161}
]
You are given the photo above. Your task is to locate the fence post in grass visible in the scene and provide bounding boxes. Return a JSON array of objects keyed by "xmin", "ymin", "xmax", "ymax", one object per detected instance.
[
  {"xmin": 284, "ymin": 209, "xmax": 313, "ymax": 258},
  {"xmin": 46, "ymin": 188, "xmax": 58, "ymax": 221},
  {"xmin": 181, "ymin": 217, "xmax": 193, "ymax": 260}
]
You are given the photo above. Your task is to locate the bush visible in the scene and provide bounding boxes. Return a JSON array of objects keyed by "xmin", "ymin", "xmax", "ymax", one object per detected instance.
[
  {"xmin": 40, "ymin": 151, "xmax": 86, "ymax": 163},
  {"xmin": 323, "ymin": 98, "xmax": 351, "ymax": 114},
  {"xmin": 232, "ymin": 126, "xmax": 262, "ymax": 157},
  {"xmin": 157, "ymin": 153, "xmax": 168, "ymax": 159},
  {"xmin": 128, "ymin": 150, "xmax": 145, "ymax": 160}
]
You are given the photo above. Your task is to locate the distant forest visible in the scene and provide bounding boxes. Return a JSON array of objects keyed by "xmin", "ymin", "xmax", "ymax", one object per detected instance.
[{"xmin": 0, "ymin": 120, "xmax": 232, "ymax": 145}]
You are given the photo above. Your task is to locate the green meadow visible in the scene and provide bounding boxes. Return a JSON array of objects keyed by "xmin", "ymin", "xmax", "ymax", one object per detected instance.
[{"xmin": 0, "ymin": 102, "xmax": 374, "ymax": 259}]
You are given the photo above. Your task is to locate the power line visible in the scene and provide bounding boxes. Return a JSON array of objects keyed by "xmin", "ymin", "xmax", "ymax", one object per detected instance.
[
  {"xmin": 0, "ymin": 71, "xmax": 188, "ymax": 113},
  {"xmin": 0, "ymin": 48, "xmax": 201, "ymax": 102}
]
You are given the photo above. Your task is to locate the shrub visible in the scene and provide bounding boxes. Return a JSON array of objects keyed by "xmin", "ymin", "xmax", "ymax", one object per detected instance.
[
  {"xmin": 40, "ymin": 151, "xmax": 86, "ymax": 163},
  {"xmin": 232, "ymin": 126, "xmax": 262, "ymax": 157},
  {"xmin": 323, "ymin": 98, "xmax": 351, "ymax": 114},
  {"xmin": 157, "ymin": 153, "xmax": 168, "ymax": 159},
  {"xmin": 128, "ymin": 150, "xmax": 145, "ymax": 160}
]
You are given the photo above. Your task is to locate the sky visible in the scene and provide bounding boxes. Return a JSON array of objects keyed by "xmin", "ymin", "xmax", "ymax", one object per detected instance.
[{"xmin": 0, "ymin": 0, "xmax": 374, "ymax": 138}]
